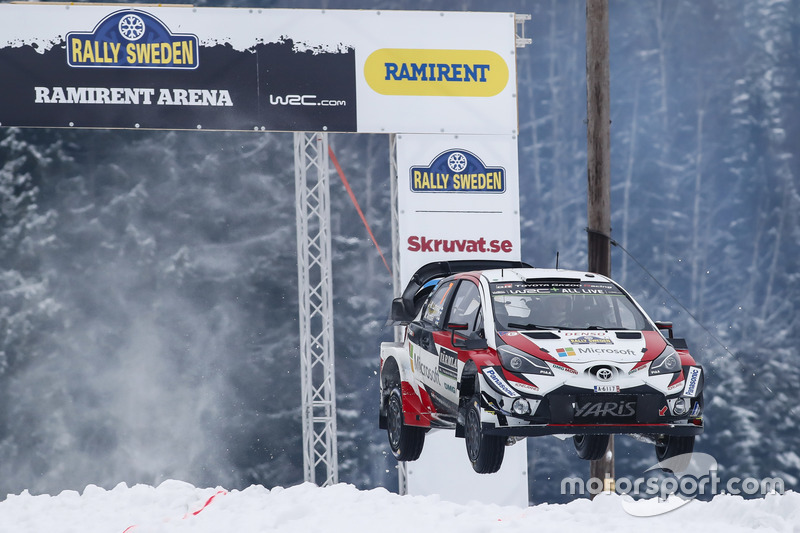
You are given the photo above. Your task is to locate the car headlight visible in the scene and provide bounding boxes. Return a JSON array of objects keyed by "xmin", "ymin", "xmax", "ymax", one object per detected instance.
[
  {"xmin": 649, "ymin": 346, "xmax": 681, "ymax": 376},
  {"xmin": 498, "ymin": 345, "xmax": 554, "ymax": 376}
]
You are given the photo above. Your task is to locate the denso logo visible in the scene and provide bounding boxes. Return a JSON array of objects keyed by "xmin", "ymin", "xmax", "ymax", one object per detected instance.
[
  {"xmin": 67, "ymin": 10, "xmax": 198, "ymax": 69},
  {"xmin": 410, "ymin": 149, "xmax": 505, "ymax": 193},
  {"xmin": 363, "ymin": 49, "xmax": 509, "ymax": 97}
]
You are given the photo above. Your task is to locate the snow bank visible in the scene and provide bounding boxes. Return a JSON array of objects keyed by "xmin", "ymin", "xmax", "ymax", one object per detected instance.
[{"xmin": 0, "ymin": 480, "xmax": 797, "ymax": 533}]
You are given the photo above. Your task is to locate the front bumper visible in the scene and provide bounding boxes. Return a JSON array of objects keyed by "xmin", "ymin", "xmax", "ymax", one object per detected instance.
[{"xmin": 479, "ymin": 384, "xmax": 704, "ymax": 438}]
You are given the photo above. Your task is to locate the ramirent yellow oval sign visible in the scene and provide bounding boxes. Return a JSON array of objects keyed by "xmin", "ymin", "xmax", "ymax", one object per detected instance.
[{"xmin": 364, "ymin": 49, "xmax": 509, "ymax": 97}]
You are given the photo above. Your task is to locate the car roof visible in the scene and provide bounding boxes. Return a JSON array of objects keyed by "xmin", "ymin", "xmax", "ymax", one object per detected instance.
[
  {"xmin": 476, "ymin": 267, "xmax": 614, "ymax": 285},
  {"xmin": 389, "ymin": 260, "xmax": 532, "ymax": 324},
  {"xmin": 389, "ymin": 261, "xmax": 625, "ymax": 325}
]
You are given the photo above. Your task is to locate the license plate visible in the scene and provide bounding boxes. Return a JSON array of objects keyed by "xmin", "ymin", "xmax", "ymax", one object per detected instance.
[{"xmin": 593, "ymin": 385, "xmax": 620, "ymax": 393}]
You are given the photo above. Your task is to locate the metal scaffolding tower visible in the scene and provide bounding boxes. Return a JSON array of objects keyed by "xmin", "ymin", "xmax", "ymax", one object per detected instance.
[{"xmin": 294, "ymin": 131, "xmax": 338, "ymax": 487}]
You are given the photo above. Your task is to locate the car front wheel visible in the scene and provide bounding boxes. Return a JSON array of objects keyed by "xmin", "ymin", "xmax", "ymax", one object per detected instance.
[
  {"xmin": 386, "ymin": 388, "xmax": 425, "ymax": 461},
  {"xmin": 654, "ymin": 435, "xmax": 695, "ymax": 472},
  {"xmin": 573, "ymin": 434, "xmax": 610, "ymax": 460},
  {"xmin": 464, "ymin": 394, "xmax": 505, "ymax": 474}
]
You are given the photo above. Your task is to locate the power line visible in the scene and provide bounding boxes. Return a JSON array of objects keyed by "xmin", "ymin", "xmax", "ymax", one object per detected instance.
[{"xmin": 604, "ymin": 232, "xmax": 774, "ymax": 396}]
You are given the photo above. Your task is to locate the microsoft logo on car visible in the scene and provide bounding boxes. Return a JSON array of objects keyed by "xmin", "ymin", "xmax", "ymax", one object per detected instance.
[{"xmin": 556, "ymin": 347, "xmax": 576, "ymax": 357}]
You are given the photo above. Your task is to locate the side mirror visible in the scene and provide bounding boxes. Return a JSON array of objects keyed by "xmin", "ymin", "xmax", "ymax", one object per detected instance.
[
  {"xmin": 655, "ymin": 321, "xmax": 674, "ymax": 339},
  {"xmin": 447, "ymin": 323, "xmax": 487, "ymax": 350},
  {"xmin": 447, "ymin": 322, "xmax": 468, "ymax": 347}
]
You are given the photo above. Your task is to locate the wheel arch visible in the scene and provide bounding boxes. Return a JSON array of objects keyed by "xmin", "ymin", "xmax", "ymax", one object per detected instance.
[
  {"xmin": 459, "ymin": 361, "xmax": 479, "ymax": 401},
  {"xmin": 379, "ymin": 347, "xmax": 417, "ymax": 429},
  {"xmin": 456, "ymin": 361, "xmax": 478, "ymax": 438}
]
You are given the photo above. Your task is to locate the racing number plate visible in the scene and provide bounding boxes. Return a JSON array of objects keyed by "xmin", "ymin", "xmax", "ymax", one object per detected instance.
[{"xmin": 593, "ymin": 385, "xmax": 620, "ymax": 393}]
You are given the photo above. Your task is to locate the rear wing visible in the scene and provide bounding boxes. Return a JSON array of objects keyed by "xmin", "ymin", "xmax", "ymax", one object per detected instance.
[{"xmin": 389, "ymin": 259, "xmax": 532, "ymax": 325}]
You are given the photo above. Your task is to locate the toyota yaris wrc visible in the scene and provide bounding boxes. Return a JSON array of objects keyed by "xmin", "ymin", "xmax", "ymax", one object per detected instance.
[{"xmin": 379, "ymin": 260, "xmax": 704, "ymax": 473}]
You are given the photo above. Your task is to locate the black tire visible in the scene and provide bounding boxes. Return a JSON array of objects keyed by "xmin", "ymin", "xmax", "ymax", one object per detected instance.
[
  {"xmin": 464, "ymin": 394, "xmax": 505, "ymax": 474},
  {"xmin": 573, "ymin": 434, "xmax": 610, "ymax": 461},
  {"xmin": 655, "ymin": 435, "xmax": 695, "ymax": 472},
  {"xmin": 386, "ymin": 388, "xmax": 425, "ymax": 461}
]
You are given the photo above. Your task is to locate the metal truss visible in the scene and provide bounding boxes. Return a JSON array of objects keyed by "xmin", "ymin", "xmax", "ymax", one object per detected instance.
[
  {"xmin": 515, "ymin": 14, "xmax": 532, "ymax": 48},
  {"xmin": 294, "ymin": 131, "xmax": 338, "ymax": 487}
]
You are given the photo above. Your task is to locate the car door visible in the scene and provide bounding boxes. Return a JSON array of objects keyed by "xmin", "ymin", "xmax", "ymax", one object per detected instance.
[
  {"xmin": 407, "ymin": 279, "xmax": 457, "ymax": 421},
  {"xmin": 408, "ymin": 279, "xmax": 484, "ymax": 420},
  {"xmin": 431, "ymin": 279, "xmax": 484, "ymax": 405}
]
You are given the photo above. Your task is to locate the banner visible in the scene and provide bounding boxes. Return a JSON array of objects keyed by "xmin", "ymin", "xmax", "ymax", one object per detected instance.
[
  {"xmin": 0, "ymin": 5, "xmax": 517, "ymax": 134},
  {"xmin": 396, "ymin": 133, "xmax": 522, "ymax": 284}
]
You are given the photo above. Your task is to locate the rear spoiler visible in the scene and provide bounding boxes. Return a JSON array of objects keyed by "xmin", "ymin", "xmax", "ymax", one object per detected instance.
[{"xmin": 389, "ymin": 259, "xmax": 532, "ymax": 324}]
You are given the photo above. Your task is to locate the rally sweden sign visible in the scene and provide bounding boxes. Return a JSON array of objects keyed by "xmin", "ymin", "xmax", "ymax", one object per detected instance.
[
  {"xmin": 67, "ymin": 10, "xmax": 199, "ymax": 69},
  {"xmin": 397, "ymin": 134, "xmax": 521, "ymax": 283},
  {"xmin": 0, "ymin": 5, "xmax": 517, "ymax": 134},
  {"xmin": 410, "ymin": 149, "xmax": 506, "ymax": 193}
]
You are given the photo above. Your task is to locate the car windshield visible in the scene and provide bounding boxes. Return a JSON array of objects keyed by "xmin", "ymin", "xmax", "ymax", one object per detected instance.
[{"xmin": 490, "ymin": 280, "xmax": 652, "ymax": 331}]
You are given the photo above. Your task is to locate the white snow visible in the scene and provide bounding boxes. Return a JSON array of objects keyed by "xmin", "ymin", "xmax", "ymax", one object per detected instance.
[{"xmin": 0, "ymin": 480, "xmax": 797, "ymax": 533}]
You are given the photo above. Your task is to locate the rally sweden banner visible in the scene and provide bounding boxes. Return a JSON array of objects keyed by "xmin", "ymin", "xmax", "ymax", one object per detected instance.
[
  {"xmin": 396, "ymin": 133, "xmax": 522, "ymax": 289},
  {"xmin": 0, "ymin": 7, "xmax": 355, "ymax": 131},
  {"xmin": 0, "ymin": 5, "xmax": 517, "ymax": 134}
]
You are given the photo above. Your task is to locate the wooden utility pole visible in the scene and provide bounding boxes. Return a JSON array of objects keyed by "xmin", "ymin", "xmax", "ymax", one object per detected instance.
[{"xmin": 585, "ymin": 0, "xmax": 614, "ymax": 491}]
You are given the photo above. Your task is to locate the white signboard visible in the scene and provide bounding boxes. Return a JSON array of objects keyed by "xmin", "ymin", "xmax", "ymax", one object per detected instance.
[
  {"xmin": 396, "ymin": 133, "xmax": 527, "ymax": 505},
  {"xmin": 0, "ymin": 5, "xmax": 518, "ymax": 134},
  {"xmin": 396, "ymin": 133, "xmax": 522, "ymax": 284},
  {"xmin": 407, "ymin": 430, "xmax": 529, "ymax": 507},
  {"xmin": 355, "ymin": 11, "xmax": 518, "ymax": 135}
]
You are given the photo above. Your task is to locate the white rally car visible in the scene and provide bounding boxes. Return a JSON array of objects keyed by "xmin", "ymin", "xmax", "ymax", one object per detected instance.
[{"xmin": 379, "ymin": 260, "xmax": 704, "ymax": 473}]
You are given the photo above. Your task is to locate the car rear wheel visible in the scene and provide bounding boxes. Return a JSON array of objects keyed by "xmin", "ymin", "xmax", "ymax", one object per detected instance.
[
  {"xmin": 573, "ymin": 434, "xmax": 610, "ymax": 460},
  {"xmin": 464, "ymin": 394, "xmax": 505, "ymax": 474},
  {"xmin": 386, "ymin": 388, "xmax": 425, "ymax": 461},
  {"xmin": 654, "ymin": 435, "xmax": 694, "ymax": 472}
]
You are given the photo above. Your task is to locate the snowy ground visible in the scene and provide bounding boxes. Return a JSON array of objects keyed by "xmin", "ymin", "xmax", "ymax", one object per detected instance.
[{"xmin": 0, "ymin": 481, "xmax": 797, "ymax": 533}]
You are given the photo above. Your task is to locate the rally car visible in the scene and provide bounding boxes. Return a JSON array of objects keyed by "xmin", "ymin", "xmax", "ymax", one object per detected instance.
[{"xmin": 379, "ymin": 260, "xmax": 704, "ymax": 473}]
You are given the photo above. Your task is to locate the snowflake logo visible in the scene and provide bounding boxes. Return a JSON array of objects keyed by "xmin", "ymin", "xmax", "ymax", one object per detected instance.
[
  {"xmin": 118, "ymin": 14, "xmax": 145, "ymax": 41},
  {"xmin": 447, "ymin": 152, "xmax": 468, "ymax": 173}
]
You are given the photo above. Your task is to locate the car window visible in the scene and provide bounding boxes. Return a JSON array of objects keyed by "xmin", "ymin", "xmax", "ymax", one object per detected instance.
[
  {"xmin": 490, "ymin": 280, "xmax": 651, "ymax": 330},
  {"xmin": 611, "ymin": 298, "xmax": 641, "ymax": 329},
  {"xmin": 447, "ymin": 281, "xmax": 482, "ymax": 335},
  {"xmin": 422, "ymin": 280, "xmax": 455, "ymax": 329}
]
